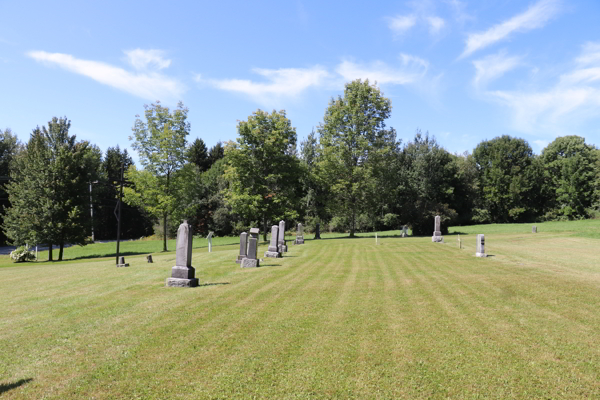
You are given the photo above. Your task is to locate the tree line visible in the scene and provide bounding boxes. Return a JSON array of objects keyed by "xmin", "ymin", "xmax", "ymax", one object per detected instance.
[{"xmin": 2, "ymin": 80, "xmax": 599, "ymax": 259}]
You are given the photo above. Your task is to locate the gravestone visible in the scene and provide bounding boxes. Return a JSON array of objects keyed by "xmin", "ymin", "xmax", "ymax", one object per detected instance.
[
  {"xmin": 532, "ymin": 226, "xmax": 537, "ymax": 233},
  {"xmin": 166, "ymin": 220, "xmax": 199, "ymax": 287},
  {"xmin": 315, "ymin": 223, "xmax": 321, "ymax": 239},
  {"xmin": 475, "ymin": 234, "xmax": 487, "ymax": 257},
  {"xmin": 117, "ymin": 256, "xmax": 129, "ymax": 267},
  {"xmin": 146, "ymin": 255, "xmax": 153, "ymax": 263},
  {"xmin": 264, "ymin": 225, "xmax": 282, "ymax": 258},
  {"xmin": 401, "ymin": 225, "xmax": 408, "ymax": 238},
  {"xmin": 236, "ymin": 232, "xmax": 248, "ymax": 264},
  {"xmin": 295, "ymin": 223, "xmax": 304, "ymax": 244},
  {"xmin": 207, "ymin": 231, "xmax": 214, "ymax": 252},
  {"xmin": 241, "ymin": 228, "xmax": 260, "ymax": 268},
  {"xmin": 278, "ymin": 220, "xmax": 287, "ymax": 253},
  {"xmin": 432, "ymin": 215, "xmax": 443, "ymax": 242}
]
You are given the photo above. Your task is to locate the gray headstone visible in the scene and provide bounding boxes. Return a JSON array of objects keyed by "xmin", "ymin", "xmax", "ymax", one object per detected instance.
[
  {"xmin": 265, "ymin": 225, "xmax": 282, "ymax": 258},
  {"xmin": 117, "ymin": 256, "xmax": 129, "ymax": 267},
  {"xmin": 532, "ymin": 226, "xmax": 537, "ymax": 233},
  {"xmin": 432, "ymin": 215, "xmax": 443, "ymax": 242},
  {"xmin": 236, "ymin": 232, "xmax": 248, "ymax": 264},
  {"xmin": 166, "ymin": 220, "xmax": 198, "ymax": 287},
  {"xmin": 246, "ymin": 228, "xmax": 259, "ymax": 261},
  {"xmin": 401, "ymin": 225, "xmax": 408, "ymax": 238},
  {"xmin": 315, "ymin": 223, "xmax": 321, "ymax": 239},
  {"xmin": 278, "ymin": 220, "xmax": 287, "ymax": 252},
  {"xmin": 295, "ymin": 223, "xmax": 304, "ymax": 244},
  {"xmin": 475, "ymin": 234, "xmax": 487, "ymax": 257}
]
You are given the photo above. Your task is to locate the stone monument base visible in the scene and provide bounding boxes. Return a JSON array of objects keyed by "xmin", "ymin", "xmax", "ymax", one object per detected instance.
[
  {"xmin": 117, "ymin": 263, "xmax": 130, "ymax": 267},
  {"xmin": 235, "ymin": 255, "xmax": 245, "ymax": 264},
  {"xmin": 264, "ymin": 251, "xmax": 281, "ymax": 258},
  {"xmin": 166, "ymin": 277, "xmax": 199, "ymax": 287},
  {"xmin": 279, "ymin": 245, "xmax": 288, "ymax": 253},
  {"xmin": 432, "ymin": 231, "xmax": 443, "ymax": 242},
  {"xmin": 241, "ymin": 258, "xmax": 259, "ymax": 268},
  {"xmin": 294, "ymin": 238, "xmax": 304, "ymax": 245},
  {"xmin": 475, "ymin": 252, "xmax": 487, "ymax": 258}
]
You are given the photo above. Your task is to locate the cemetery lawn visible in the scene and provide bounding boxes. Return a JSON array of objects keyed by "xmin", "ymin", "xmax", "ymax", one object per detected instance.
[{"xmin": 1, "ymin": 221, "xmax": 599, "ymax": 399}]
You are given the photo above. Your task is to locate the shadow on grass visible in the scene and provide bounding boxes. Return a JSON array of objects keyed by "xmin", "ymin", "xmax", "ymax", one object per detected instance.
[
  {"xmin": 199, "ymin": 282, "xmax": 230, "ymax": 287},
  {"xmin": 0, "ymin": 378, "xmax": 33, "ymax": 395}
]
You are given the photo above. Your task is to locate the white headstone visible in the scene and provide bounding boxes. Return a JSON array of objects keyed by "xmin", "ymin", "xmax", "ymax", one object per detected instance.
[
  {"xmin": 207, "ymin": 231, "xmax": 214, "ymax": 252},
  {"xmin": 475, "ymin": 234, "xmax": 487, "ymax": 257}
]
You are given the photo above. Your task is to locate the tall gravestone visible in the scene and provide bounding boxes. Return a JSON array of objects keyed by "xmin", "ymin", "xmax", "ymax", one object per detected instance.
[
  {"xmin": 475, "ymin": 234, "xmax": 487, "ymax": 257},
  {"xmin": 264, "ymin": 225, "xmax": 282, "ymax": 258},
  {"xmin": 241, "ymin": 228, "xmax": 260, "ymax": 268},
  {"xmin": 166, "ymin": 220, "xmax": 199, "ymax": 287},
  {"xmin": 532, "ymin": 226, "xmax": 537, "ymax": 233},
  {"xmin": 207, "ymin": 231, "xmax": 214, "ymax": 252},
  {"xmin": 432, "ymin": 216, "xmax": 443, "ymax": 242},
  {"xmin": 236, "ymin": 232, "xmax": 248, "ymax": 264},
  {"xmin": 278, "ymin": 220, "xmax": 287, "ymax": 253},
  {"xmin": 295, "ymin": 223, "xmax": 304, "ymax": 244},
  {"xmin": 315, "ymin": 223, "xmax": 321, "ymax": 239}
]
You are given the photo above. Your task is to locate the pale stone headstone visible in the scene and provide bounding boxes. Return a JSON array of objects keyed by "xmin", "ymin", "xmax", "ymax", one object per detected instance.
[
  {"xmin": 207, "ymin": 231, "xmax": 214, "ymax": 252},
  {"xmin": 432, "ymin": 215, "xmax": 443, "ymax": 242},
  {"xmin": 146, "ymin": 255, "xmax": 153, "ymax": 263},
  {"xmin": 264, "ymin": 225, "xmax": 282, "ymax": 258},
  {"xmin": 278, "ymin": 220, "xmax": 287, "ymax": 253},
  {"xmin": 315, "ymin": 223, "xmax": 321, "ymax": 239},
  {"xmin": 401, "ymin": 225, "xmax": 408, "ymax": 238},
  {"xmin": 241, "ymin": 228, "xmax": 260, "ymax": 268},
  {"xmin": 236, "ymin": 232, "xmax": 248, "ymax": 264},
  {"xmin": 166, "ymin": 220, "xmax": 199, "ymax": 287},
  {"xmin": 532, "ymin": 226, "xmax": 537, "ymax": 233},
  {"xmin": 375, "ymin": 233, "xmax": 379, "ymax": 245},
  {"xmin": 295, "ymin": 223, "xmax": 304, "ymax": 244},
  {"xmin": 475, "ymin": 234, "xmax": 487, "ymax": 257},
  {"xmin": 117, "ymin": 256, "xmax": 129, "ymax": 267}
]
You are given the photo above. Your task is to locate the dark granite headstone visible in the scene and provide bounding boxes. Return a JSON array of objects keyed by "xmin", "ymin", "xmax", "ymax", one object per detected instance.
[{"xmin": 315, "ymin": 223, "xmax": 321, "ymax": 239}]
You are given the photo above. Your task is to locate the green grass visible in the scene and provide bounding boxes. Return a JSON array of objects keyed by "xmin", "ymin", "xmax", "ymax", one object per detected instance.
[{"xmin": 1, "ymin": 222, "xmax": 599, "ymax": 398}]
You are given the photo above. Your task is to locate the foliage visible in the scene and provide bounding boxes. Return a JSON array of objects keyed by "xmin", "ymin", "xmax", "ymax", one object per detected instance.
[
  {"xmin": 318, "ymin": 79, "xmax": 395, "ymax": 237},
  {"xmin": 126, "ymin": 101, "xmax": 190, "ymax": 251},
  {"xmin": 540, "ymin": 136, "xmax": 598, "ymax": 219},
  {"xmin": 9, "ymin": 245, "xmax": 35, "ymax": 262},
  {"xmin": 224, "ymin": 109, "xmax": 302, "ymax": 241},
  {"xmin": 473, "ymin": 135, "xmax": 542, "ymax": 223},
  {"xmin": 0, "ymin": 128, "xmax": 22, "ymax": 245},
  {"xmin": 187, "ymin": 138, "xmax": 210, "ymax": 171},
  {"xmin": 2, "ymin": 117, "xmax": 101, "ymax": 260},
  {"xmin": 299, "ymin": 129, "xmax": 330, "ymax": 224}
]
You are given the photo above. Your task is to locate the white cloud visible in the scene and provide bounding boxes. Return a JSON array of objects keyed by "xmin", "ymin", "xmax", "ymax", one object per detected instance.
[
  {"xmin": 27, "ymin": 50, "xmax": 185, "ymax": 101},
  {"xmin": 336, "ymin": 54, "xmax": 429, "ymax": 85},
  {"xmin": 487, "ymin": 42, "xmax": 600, "ymax": 134},
  {"xmin": 461, "ymin": 0, "xmax": 560, "ymax": 58},
  {"xmin": 473, "ymin": 51, "xmax": 522, "ymax": 87},
  {"xmin": 427, "ymin": 16, "xmax": 445, "ymax": 35},
  {"xmin": 445, "ymin": 0, "xmax": 474, "ymax": 24},
  {"xmin": 207, "ymin": 66, "xmax": 330, "ymax": 104},
  {"xmin": 124, "ymin": 49, "xmax": 171, "ymax": 70},
  {"xmin": 533, "ymin": 139, "xmax": 549, "ymax": 149},
  {"xmin": 387, "ymin": 15, "xmax": 417, "ymax": 35}
]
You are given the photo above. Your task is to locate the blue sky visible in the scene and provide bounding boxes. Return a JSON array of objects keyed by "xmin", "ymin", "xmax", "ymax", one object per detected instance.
[{"xmin": 2, "ymin": 0, "xmax": 600, "ymax": 161}]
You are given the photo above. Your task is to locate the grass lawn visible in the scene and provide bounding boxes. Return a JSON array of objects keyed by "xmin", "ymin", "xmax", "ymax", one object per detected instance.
[{"xmin": 1, "ymin": 221, "xmax": 599, "ymax": 398}]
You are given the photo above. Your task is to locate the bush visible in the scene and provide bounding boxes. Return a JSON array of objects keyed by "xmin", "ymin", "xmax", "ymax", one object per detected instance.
[{"xmin": 10, "ymin": 246, "xmax": 35, "ymax": 262}]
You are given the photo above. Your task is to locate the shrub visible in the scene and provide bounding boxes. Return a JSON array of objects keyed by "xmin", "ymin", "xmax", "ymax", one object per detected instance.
[{"xmin": 10, "ymin": 246, "xmax": 35, "ymax": 262}]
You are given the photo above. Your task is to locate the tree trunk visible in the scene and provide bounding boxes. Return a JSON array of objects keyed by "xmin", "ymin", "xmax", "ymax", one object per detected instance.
[
  {"xmin": 48, "ymin": 243, "xmax": 53, "ymax": 261},
  {"xmin": 163, "ymin": 212, "xmax": 168, "ymax": 252},
  {"xmin": 58, "ymin": 242, "xmax": 64, "ymax": 261}
]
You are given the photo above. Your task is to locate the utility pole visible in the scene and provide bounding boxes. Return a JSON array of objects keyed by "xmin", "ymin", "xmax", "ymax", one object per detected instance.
[{"xmin": 115, "ymin": 163, "xmax": 124, "ymax": 265}]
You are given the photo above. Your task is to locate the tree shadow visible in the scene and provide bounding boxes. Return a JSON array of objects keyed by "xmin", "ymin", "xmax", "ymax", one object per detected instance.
[
  {"xmin": 66, "ymin": 251, "xmax": 159, "ymax": 261},
  {"xmin": 0, "ymin": 378, "xmax": 33, "ymax": 394}
]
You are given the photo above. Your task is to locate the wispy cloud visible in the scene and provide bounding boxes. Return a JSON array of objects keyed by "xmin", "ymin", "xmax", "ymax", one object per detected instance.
[
  {"xmin": 427, "ymin": 16, "xmax": 445, "ymax": 35},
  {"xmin": 445, "ymin": 0, "xmax": 474, "ymax": 25},
  {"xmin": 473, "ymin": 51, "xmax": 523, "ymax": 87},
  {"xmin": 461, "ymin": 0, "xmax": 560, "ymax": 58},
  {"xmin": 387, "ymin": 15, "xmax": 417, "ymax": 35},
  {"xmin": 207, "ymin": 66, "xmax": 330, "ymax": 105},
  {"xmin": 27, "ymin": 50, "xmax": 185, "ymax": 101},
  {"xmin": 487, "ymin": 42, "xmax": 600, "ymax": 134},
  {"xmin": 336, "ymin": 54, "xmax": 429, "ymax": 85},
  {"xmin": 124, "ymin": 49, "xmax": 171, "ymax": 70}
]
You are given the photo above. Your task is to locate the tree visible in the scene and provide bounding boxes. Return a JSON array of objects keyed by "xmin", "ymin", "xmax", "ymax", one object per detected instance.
[
  {"xmin": 540, "ymin": 136, "xmax": 599, "ymax": 219},
  {"xmin": 2, "ymin": 117, "xmax": 101, "ymax": 260},
  {"xmin": 224, "ymin": 109, "xmax": 302, "ymax": 241},
  {"xmin": 186, "ymin": 138, "xmax": 210, "ymax": 172},
  {"xmin": 208, "ymin": 142, "xmax": 225, "ymax": 166},
  {"xmin": 473, "ymin": 135, "xmax": 542, "ymax": 223},
  {"xmin": 299, "ymin": 129, "xmax": 330, "ymax": 228},
  {"xmin": 125, "ymin": 101, "xmax": 190, "ymax": 251},
  {"xmin": 0, "ymin": 128, "xmax": 22, "ymax": 245},
  {"xmin": 317, "ymin": 79, "xmax": 395, "ymax": 237}
]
